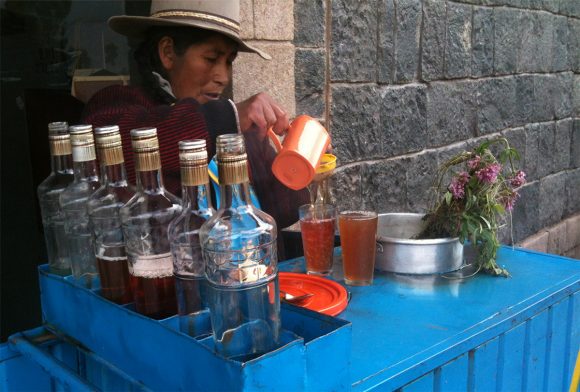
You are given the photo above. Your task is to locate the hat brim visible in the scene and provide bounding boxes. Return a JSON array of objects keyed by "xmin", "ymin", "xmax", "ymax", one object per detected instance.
[{"xmin": 108, "ymin": 15, "xmax": 271, "ymax": 60}]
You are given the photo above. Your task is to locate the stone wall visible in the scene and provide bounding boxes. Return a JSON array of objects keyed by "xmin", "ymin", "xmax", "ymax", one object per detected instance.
[{"xmin": 294, "ymin": 0, "xmax": 580, "ymax": 251}]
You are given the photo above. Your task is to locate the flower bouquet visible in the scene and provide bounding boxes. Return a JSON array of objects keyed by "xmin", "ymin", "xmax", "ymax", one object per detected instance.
[{"xmin": 419, "ymin": 138, "xmax": 526, "ymax": 277}]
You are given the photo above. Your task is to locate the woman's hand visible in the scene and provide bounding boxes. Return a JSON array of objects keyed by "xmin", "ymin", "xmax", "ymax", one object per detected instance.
[{"xmin": 235, "ymin": 93, "xmax": 289, "ymax": 139}]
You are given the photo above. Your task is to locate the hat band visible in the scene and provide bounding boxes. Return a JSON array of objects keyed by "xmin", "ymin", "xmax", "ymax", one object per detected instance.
[{"xmin": 150, "ymin": 10, "xmax": 240, "ymax": 34}]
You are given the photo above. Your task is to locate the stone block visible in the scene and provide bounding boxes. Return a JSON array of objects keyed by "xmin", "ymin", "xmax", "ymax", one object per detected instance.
[
  {"xmin": 435, "ymin": 142, "xmax": 470, "ymax": 186},
  {"xmin": 294, "ymin": 0, "xmax": 325, "ymax": 47},
  {"xmin": 536, "ymin": 122, "xmax": 557, "ymax": 178},
  {"xmin": 572, "ymin": 119, "xmax": 580, "ymax": 168},
  {"xmin": 393, "ymin": 0, "xmax": 422, "ymax": 83},
  {"xmin": 239, "ymin": 0, "xmax": 254, "ymax": 39},
  {"xmin": 555, "ymin": 119, "xmax": 572, "ymax": 172},
  {"xmin": 254, "ymin": 0, "xmax": 294, "ymax": 40},
  {"xmin": 515, "ymin": 74, "xmax": 535, "ymax": 127},
  {"xmin": 330, "ymin": 85, "xmax": 381, "ymax": 163},
  {"xmin": 554, "ymin": 72, "xmax": 573, "ymax": 119},
  {"xmin": 560, "ymin": 0, "xmax": 580, "ymax": 18},
  {"xmin": 332, "ymin": 165, "xmax": 363, "ymax": 212},
  {"xmin": 532, "ymin": 74, "xmax": 556, "ymax": 123},
  {"xmin": 524, "ymin": 123, "xmax": 540, "ymax": 182},
  {"xmin": 575, "ymin": 75, "xmax": 580, "ymax": 117},
  {"xmin": 472, "ymin": 6, "xmax": 494, "ymax": 78},
  {"xmin": 406, "ymin": 150, "xmax": 439, "ymax": 213},
  {"xmin": 426, "ymin": 80, "xmax": 476, "ymax": 147},
  {"xmin": 539, "ymin": 173, "xmax": 566, "ymax": 228},
  {"xmin": 379, "ymin": 84, "xmax": 427, "ymax": 157},
  {"xmin": 361, "ymin": 159, "xmax": 408, "ymax": 212},
  {"xmin": 445, "ymin": 2, "xmax": 472, "ymax": 79},
  {"xmin": 421, "ymin": 0, "xmax": 446, "ymax": 81},
  {"xmin": 548, "ymin": 222, "xmax": 567, "ymax": 255},
  {"xmin": 575, "ymin": 246, "xmax": 580, "ymax": 260},
  {"xmin": 331, "ymin": 0, "xmax": 378, "ymax": 82},
  {"xmin": 233, "ymin": 42, "xmax": 296, "ymax": 117},
  {"xmin": 565, "ymin": 168, "xmax": 580, "ymax": 217},
  {"xmin": 377, "ymin": 0, "xmax": 396, "ymax": 83},
  {"xmin": 517, "ymin": 11, "xmax": 551, "ymax": 73},
  {"xmin": 552, "ymin": 15, "xmax": 569, "ymax": 72},
  {"xmin": 541, "ymin": 0, "xmax": 559, "ymax": 13},
  {"xmin": 494, "ymin": 7, "xmax": 521, "ymax": 75},
  {"xmin": 476, "ymin": 76, "xmax": 517, "ymax": 135},
  {"xmin": 295, "ymin": 49, "xmax": 325, "ymax": 118},
  {"xmin": 566, "ymin": 214, "xmax": 580, "ymax": 251},
  {"xmin": 520, "ymin": 230, "xmax": 549, "ymax": 253},
  {"xmin": 512, "ymin": 182, "xmax": 540, "ymax": 242},
  {"xmin": 569, "ymin": 18, "xmax": 580, "ymax": 71}
]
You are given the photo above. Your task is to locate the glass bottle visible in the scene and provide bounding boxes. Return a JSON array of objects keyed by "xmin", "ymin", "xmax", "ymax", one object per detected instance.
[
  {"xmin": 168, "ymin": 140, "xmax": 215, "ymax": 336},
  {"xmin": 37, "ymin": 122, "xmax": 74, "ymax": 275},
  {"xmin": 200, "ymin": 134, "xmax": 280, "ymax": 361},
  {"xmin": 88, "ymin": 125, "xmax": 135, "ymax": 304},
  {"xmin": 60, "ymin": 124, "xmax": 101, "ymax": 287},
  {"xmin": 120, "ymin": 128, "xmax": 181, "ymax": 319}
]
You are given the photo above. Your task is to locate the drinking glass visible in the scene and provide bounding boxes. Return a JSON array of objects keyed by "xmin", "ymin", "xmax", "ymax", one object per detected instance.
[
  {"xmin": 299, "ymin": 204, "xmax": 336, "ymax": 276},
  {"xmin": 338, "ymin": 211, "xmax": 378, "ymax": 286}
]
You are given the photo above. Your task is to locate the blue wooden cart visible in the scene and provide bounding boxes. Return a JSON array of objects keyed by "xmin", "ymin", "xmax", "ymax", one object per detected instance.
[{"xmin": 1, "ymin": 245, "xmax": 579, "ymax": 390}]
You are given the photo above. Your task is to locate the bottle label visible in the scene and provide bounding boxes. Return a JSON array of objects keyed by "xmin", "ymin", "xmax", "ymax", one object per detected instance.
[{"xmin": 129, "ymin": 253, "xmax": 173, "ymax": 278}]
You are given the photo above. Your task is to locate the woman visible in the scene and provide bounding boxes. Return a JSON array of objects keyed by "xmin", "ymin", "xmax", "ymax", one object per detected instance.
[{"xmin": 82, "ymin": 0, "xmax": 309, "ymax": 245}]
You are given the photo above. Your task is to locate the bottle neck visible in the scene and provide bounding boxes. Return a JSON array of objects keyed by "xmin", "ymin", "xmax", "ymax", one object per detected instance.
[
  {"xmin": 51, "ymin": 154, "xmax": 73, "ymax": 174},
  {"xmin": 101, "ymin": 163, "xmax": 128, "ymax": 185},
  {"xmin": 220, "ymin": 182, "xmax": 252, "ymax": 209},
  {"xmin": 72, "ymin": 159, "xmax": 99, "ymax": 181},
  {"xmin": 136, "ymin": 168, "xmax": 164, "ymax": 192},
  {"xmin": 182, "ymin": 183, "xmax": 213, "ymax": 210}
]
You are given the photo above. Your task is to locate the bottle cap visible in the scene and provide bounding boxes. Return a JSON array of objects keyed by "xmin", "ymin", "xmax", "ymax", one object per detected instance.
[
  {"xmin": 69, "ymin": 125, "xmax": 96, "ymax": 162},
  {"xmin": 130, "ymin": 127, "xmax": 160, "ymax": 171},
  {"xmin": 47, "ymin": 121, "xmax": 71, "ymax": 156},
  {"xmin": 95, "ymin": 125, "xmax": 123, "ymax": 165},
  {"xmin": 179, "ymin": 139, "xmax": 208, "ymax": 186}
]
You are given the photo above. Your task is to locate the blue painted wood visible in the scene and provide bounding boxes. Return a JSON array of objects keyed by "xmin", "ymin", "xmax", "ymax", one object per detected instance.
[
  {"xmin": 437, "ymin": 353, "xmax": 468, "ymax": 391},
  {"xmin": 498, "ymin": 323, "xmax": 526, "ymax": 391},
  {"xmin": 281, "ymin": 246, "xmax": 580, "ymax": 390},
  {"xmin": 526, "ymin": 311, "xmax": 550, "ymax": 390},
  {"xmin": 400, "ymin": 372, "xmax": 434, "ymax": 391},
  {"xmin": 471, "ymin": 336, "xmax": 499, "ymax": 391},
  {"xmin": 566, "ymin": 291, "xmax": 580, "ymax": 388},
  {"xmin": 546, "ymin": 299, "xmax": 568, "ymax": 392}
]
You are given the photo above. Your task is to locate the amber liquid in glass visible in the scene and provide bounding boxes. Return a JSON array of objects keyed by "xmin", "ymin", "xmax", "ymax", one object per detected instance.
[
  {"xmin": 339, "ymin": 212, "xmax": 378, "ymax": 285},
  {"xmin": 130, "ymin": 275, "xmax": 177, "ymax": 319},
  {"xmin": 300, "ymin": 217, "xmax": 335, "ymax": 275},
  {"xmin": 96, "ymin": 256, "xmax": 132, "ymax": 304}
]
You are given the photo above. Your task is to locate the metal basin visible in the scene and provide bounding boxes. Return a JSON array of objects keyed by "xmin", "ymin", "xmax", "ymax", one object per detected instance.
[{"xmin": 375, "ymin": 213, "xmax": 463, "ymax": 274}]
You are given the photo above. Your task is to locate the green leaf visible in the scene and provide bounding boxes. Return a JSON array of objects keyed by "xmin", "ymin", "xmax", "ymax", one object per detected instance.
[
  {"xmin": 480, "ymin": 215, "xmax": 492, "ymax": 229},
  {"xmin": 444, "ymin": 191, "xmax": 452, "ymax": 205}
]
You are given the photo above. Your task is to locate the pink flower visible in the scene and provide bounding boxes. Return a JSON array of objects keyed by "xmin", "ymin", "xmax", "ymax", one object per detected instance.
[
  {"xmin": 503, "ymin": 191, "xmax": 520, "ymax": 211},
  {"xmin": 467, "ymin": 155, "xmax": 481, "ymax": 170},
  {"xmin": 476, "ymin": 163, "xmax": 502, "ymax": 184},
  {"xmin": 509, "ymin": 170, "xmax": 526, "ymax": 188},
  {"xmin": 448, "ymin": 171, "xmax": 470, "ymax": 199}
]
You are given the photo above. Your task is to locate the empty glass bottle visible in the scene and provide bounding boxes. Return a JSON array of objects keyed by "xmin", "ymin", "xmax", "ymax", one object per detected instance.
[
  {"xmin": 200, "ymin": 134, "xmax": 280, "ymax": 360},
  {"xmin": 168, "ymin": 140, "xmax": 214, "ymax": 336},
  {"xmin": 88, "ymin": 125, "xmax": 135, "ymax": 304},
  {"xmin": 37, "ymin": 122, "xmax": 74, "ymax": 275},
  {"xmin": 60, "ymin": 124, "xmax": 101, "ymax": 287},
  {"xmin": 121, "ymin": 128, "xmax": 181, "ymax": 319}
]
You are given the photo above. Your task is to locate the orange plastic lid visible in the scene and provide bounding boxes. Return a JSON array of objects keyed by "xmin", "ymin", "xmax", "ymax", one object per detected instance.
[{"xmin": 279, "ymin": 272, "xmax": 348, "ymax": 316}]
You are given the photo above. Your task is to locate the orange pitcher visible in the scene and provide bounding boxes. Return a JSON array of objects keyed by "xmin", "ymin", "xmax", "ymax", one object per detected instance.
[{"xmin": 268, "ymin": 115, "xmax": 331, "ymax": 190}]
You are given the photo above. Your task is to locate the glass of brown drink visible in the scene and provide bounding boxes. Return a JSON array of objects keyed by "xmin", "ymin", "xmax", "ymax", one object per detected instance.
[
  {"xmin": 299, "ymin": 204, "xmax": 337, "ymax": 276},
  {"xmin": 338, "ymin": 211, "xmax": 378, "ymax": 286}
]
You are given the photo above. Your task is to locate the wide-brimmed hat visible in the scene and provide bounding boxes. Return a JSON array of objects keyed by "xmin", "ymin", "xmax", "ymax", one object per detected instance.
[{"xmin": 108, "ymin": 0, "xmax": 271, "ymax": 60}]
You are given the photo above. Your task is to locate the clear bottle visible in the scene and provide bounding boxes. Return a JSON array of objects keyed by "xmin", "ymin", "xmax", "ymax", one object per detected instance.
[
  {"xmin": 120, "ymin": 128, "xmax": 181, "ymax": 319},
  {"xmin": 37, "ymin": 122, "xmax": 74, "ymax": 275},
  {"xmin": 168, "ymin": 140, "xmax": 215, "ymax": 336},
  {"xmin": 88, "ymin": 125, "xmax": 135, "ymax": 304},
  {"xmin": 60, "ymin": 124, "xmax": 101, "ymax": 287},
  {"xmin": 200, "ymin": 134, "xmax": 280, "ymax": 361}
]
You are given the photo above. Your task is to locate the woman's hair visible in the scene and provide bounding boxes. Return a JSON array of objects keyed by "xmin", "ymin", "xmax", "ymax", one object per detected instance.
[{"xmin": 133, "ymin": 27, "xmax": 218, "ymax": 104}]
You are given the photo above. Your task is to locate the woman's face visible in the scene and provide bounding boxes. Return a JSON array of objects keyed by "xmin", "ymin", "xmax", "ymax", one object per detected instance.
[{"xmin": 165, "ymin": 34, "xmax": 238, "ymax": 104}]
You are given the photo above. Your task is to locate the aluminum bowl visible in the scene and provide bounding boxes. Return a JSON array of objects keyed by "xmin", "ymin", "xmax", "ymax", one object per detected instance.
[{"xmin": 375, "ymin": 213, "xmax": 463, "ymax": 274}]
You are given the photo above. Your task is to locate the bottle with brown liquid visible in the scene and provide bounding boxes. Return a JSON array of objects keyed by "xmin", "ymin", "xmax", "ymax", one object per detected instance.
[
  {"xmin": 60, "ymin": 125, "xmax": 101, "ymax": 287},
  {"xmin": 37, "ymin": 122, "xmax": 74, "ymax": 275},
  {"xmin": 88, "ymin": 125, "xmax": 135, "ymax": 304},
  {"xmin": 168, "ymin": 140, "xmax": 214, "ymax": 336},
  {"xmin": 120, "ymin": 128, "xmax": 181, "ymax": 319}
]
